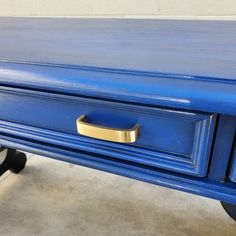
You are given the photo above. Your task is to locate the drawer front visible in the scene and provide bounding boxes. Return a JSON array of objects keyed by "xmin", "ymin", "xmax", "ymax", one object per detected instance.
[
  {"xmin": 0, "ymin": 87, "xmax": 216, "ymax": 176},
  {"xmin": 230, "ymin": 144, "xmax": 236, "ymax": 182}
]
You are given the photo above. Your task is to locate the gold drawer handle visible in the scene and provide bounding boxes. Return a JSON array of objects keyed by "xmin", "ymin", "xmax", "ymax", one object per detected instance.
[{"xmin": 76, "ymin": 115, "xmax": 140, "ymax": 143}]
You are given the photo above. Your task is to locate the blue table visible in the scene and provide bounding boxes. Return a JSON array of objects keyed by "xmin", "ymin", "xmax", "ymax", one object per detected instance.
[{"xmin": 0, "ymin": 17, "xmax": 236, "ymax": 220}]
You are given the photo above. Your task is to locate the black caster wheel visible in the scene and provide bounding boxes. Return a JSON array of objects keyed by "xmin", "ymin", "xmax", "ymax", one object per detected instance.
[
  {"xmin": 9, "ymin": 150, "xmax": 27, "ymax": 174},
  {"xmin": 221, "ymin": 201, "xmax": 236, "ymax": 221},
  {"xmin": 0, "ymin": 148, "xmax": 27, "ymax": 175}
]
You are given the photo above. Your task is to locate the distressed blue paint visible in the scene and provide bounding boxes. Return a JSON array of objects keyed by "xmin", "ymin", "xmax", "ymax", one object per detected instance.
[
  {"xmin": 0, "ymin": 88, "xmax": 216, "ymax": 177},
  {"xmin": 208, "ymin": 116, "xmax": 236, "ymax": 181},
  {"xmin": 0, "ymin": 18, "xmax": 236, "ymax": 205}
]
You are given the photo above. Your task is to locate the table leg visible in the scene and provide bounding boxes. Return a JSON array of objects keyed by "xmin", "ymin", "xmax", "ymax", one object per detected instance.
[{"xmin": 0, "ymin": 148, "xmax": 27, "ymax": 176}]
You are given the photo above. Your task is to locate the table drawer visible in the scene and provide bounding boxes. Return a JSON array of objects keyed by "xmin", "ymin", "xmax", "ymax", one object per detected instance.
[{"xmin": 0, "ymin": 87, "xmax": 216, "ymax": 176}]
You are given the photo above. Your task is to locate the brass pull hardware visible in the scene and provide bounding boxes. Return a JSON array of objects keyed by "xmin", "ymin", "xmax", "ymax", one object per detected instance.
[{"xmin": 76, "ymin": 115, "xmax": 140, "ymax": 143}]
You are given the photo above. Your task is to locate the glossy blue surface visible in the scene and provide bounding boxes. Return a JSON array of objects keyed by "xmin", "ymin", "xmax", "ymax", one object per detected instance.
[
  {"xmin": 0, "ymin": 18, "xmax": 236, "ymax": 80},
  {"xmin": 0, "ymin": 87, "xmax": 216, "ymax": 176},
  {"xmin": 0, "ymin": 18, "xmax": 236, "ymax": 115},
  {"xmin": 0, "ymin": 18, "xmax": 235, "ymax": 204},
  {"xmin": 0, "ymin": 61, "xmax": 235, "ymax": 116}
]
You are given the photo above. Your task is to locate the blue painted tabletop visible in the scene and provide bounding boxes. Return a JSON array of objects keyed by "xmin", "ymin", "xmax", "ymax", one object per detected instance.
[{"xmin": 0, "ymin": 17, "xmax": 235, "ymax": 115}]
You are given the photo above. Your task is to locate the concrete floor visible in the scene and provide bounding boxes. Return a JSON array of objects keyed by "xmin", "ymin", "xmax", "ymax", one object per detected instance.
[{"xmin": 0, "ymin": 153, "xmax": 235, "ymax": 236}]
